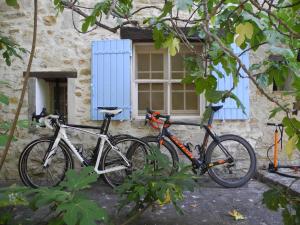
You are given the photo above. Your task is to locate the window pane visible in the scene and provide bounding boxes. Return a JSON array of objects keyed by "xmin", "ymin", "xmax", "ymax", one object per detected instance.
[
  {"xmin": 151, "ymin": 54, "xmax": 163, "ymax": 71},
  {"xmin": 186, "ymin": 84, "xmax": 194, "ymax": 90},
  {"xmin": 172, "ymin": 92, "xmax": 184, "ymax": 110},
  {"xmin": 152, "ymin": 83, "xmax": 164, "ymax": 91},
  {"xmin": 186, "ymin": 92, "xmax": 198, "ymax": 110},
  {"xmin": 172, "ymin": 83, "xmax": 184, "ymax": 91},
  {"xmin": 137, "ymin": 54, "xmax": 150, "ymax": 71},
  {"xmin": 138, "ymin": 72, "xmax": 150, "ymax": 79},
  {"xmin": 152, "ymin": 72, "xmax": 164, "ymax": 79},
  {"xmin": 171, "ymin": 54, "xmax": 184, "ymax": 71},
  {"xmin": 152, "ymin": 92, "xmax": 164, "ymax": 111},
  {"xmin": 138, "ymin": 83, "xmax": 150, "ymax": 91},
  {"xmin": 172, "ymin": 72, "xmax": 184, "ymax": 79},
  {"xmin": 138, "ymin": 92, "xmax": 150, "ymax": 111}
]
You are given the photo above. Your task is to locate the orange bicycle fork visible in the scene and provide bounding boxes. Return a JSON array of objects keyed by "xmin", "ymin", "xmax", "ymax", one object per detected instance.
[{"xmin": 269, "ymin": 128, "xmax": 279, "ymax": 172}]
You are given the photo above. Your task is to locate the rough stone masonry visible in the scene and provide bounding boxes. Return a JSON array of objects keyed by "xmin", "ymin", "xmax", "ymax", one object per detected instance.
[{"xmin": 0, "ymin": 0, "xmax": 297, "ymax": 181}]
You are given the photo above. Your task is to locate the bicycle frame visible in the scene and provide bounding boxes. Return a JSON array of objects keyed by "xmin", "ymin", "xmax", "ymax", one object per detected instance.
[
  {"xmin": 43, "ymin": 124, "xmax": 131, "ymax": 175},
  {"xmin": 159, "ymin": 121, "xmax": 233, "ymax": 168}
]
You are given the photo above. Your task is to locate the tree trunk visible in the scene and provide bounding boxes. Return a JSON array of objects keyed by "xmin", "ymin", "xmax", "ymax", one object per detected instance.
[{"xmin": 0, "ymin": 0, "xmax": 38, "ymax": 170}]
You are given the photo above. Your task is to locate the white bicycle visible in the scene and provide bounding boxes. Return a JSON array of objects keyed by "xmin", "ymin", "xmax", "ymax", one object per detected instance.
[{"xmin": 18, "ymin": 107, "xmax": 150, "ymax": 188}]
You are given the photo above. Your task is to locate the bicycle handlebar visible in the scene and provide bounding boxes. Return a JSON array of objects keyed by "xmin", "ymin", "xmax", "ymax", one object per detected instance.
[
  {"xmin": 32, "ymin": 108, "xmax": 65, "ymax": 129},
  {"xmin": 146, "ymin": 108, "xmax": 170, "ymax": 120},
  {"xmin": 267, "ymin": 123, "xmax": 283, "ymax": 127}
]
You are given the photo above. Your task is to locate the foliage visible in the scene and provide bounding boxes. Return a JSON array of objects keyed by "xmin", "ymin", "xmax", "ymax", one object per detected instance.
[
  {"xmin": 56, "ymin": 0, "xmax": 300, "ymax": 153},
  {"xmin": 0, "ymin": 167, "xmax": 108, "ymax": 225},
  {"xmin": 0, "ymin": 34, "xmax": 25, "ymax": 66},
  {"xmin": 0, "ymin": 81, "xmax": 28, "ymax": 147},
  {"xmin": 263, "ymin": 188, "xmax": 300, "ymax": 225},
  {"xmin": 116, "ymin": 149, "xmax": 196, "ymax": 223},
  {"xmin": 1, "ymin": 0, "xmax": 26, "ymax": 66}
]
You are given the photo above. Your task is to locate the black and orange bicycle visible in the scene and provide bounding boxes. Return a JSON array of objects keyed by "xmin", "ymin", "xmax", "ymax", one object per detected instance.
[
  {"xmin": 267, "ymin": 123, "xmax": 300, "ymax": 178},
  {"xmin": 142, "ymin": 105, "xmax": 257, "ymax": 188}
]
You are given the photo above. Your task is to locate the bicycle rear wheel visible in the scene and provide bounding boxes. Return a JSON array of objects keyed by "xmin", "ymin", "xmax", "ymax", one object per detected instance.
[
  {"xmin": 100, "ymin": 137, "xmax": 150, "ymax": 188},
  {"xmin": 141, "ymin": 136, "xmax": 179, "ymax": 174},
  {"xmin": 206, "ymin": 134, "xmax": 256, "ymax": 188},
  {"xmin": 18, "ymin": 138, "xmax": 74, "ymax": 188}
]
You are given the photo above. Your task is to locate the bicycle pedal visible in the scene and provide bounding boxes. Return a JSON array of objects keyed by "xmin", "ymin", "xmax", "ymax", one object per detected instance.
[{"xmin": 192, "ymin": 168, "xmax": 198, "ymax": 174}]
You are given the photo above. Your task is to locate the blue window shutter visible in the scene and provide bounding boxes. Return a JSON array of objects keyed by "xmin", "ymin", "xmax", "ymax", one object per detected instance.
[
  {"xmin": 214, "ymin": 44, "xmax": 250, "ymax": 120},
  {"xmin": 91, "ymin": 39, "xmax": 132, "ymax": 120}
]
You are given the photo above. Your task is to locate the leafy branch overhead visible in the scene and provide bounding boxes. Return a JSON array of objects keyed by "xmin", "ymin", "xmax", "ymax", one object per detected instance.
[
  {"xmin": 2, "ymin": 0, "xmax": 300, "ymax": 149},
  {"xmin": 0, "ymin": 34, "xmax": 26, "ymax": 66},
  {"xmin": 56, "ymin": 0, "xmax": 299, "ymax": 109}
]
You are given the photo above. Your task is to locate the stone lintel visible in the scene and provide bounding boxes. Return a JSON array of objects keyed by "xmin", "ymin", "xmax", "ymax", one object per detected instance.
[
  {"xmin": 23, "ymin": 71, "xmax": 77, "ymax": 79},
  {"xmin": 120, "ymin": 27, "xmax": 204, "ymax": 42}
]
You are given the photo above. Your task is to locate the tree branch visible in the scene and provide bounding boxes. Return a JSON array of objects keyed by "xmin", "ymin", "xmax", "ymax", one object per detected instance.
[
  {"xmin": 201, "ymin": 25, "xmax": 289, "ymax": 113},
  {"xmin": 0, "ymin": 0, "xmax": 38, "ymax": 170},
  {"xmin": 251, "ymin": 0, "xmax": 300, "ymax": 38}
]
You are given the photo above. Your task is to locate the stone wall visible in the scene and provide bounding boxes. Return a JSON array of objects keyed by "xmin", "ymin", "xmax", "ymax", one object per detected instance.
[{"xmin": 0, "ymin": 0, "xmax": 298, "ymax": 181}]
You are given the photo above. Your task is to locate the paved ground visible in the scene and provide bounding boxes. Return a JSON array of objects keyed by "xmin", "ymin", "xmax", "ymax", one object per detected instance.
[
  {"xmin": 2, "ymin": 176, "xmax": 283, "ymax": 225},
  {"xmin": 256, "ymin": 169, "xmax": 300, "ymax": 196},
  {"xmin": 87, "ymin": 176, "xmax": 282, "ymax": 225}
]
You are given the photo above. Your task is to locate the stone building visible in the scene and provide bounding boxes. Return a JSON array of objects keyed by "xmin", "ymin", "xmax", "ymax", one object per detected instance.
[{"xmin": 0, "ymin": 0, "xmax": 295, "ymax": 181}]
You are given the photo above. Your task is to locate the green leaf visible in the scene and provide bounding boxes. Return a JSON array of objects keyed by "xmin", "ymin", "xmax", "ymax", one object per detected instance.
[
  {"xmin": 0, "ymin": 135, "xmax": 9, "ymax": 146},
  {"xmin": 229, "ymin": 93, "xmax": 246, "ymax": 114},
  {"xmin": 286, "ymin": 134, "xmax": 298, "ymax": 160},
  {"xmin": 17, "ymin": 120, "xmax": 29, "ymax": 128},
  {"xmin": 205, "ymin": 90, "xmax": 225, "ymax": 103},
  {"xmin": 0, "ymin": 93, "xmax": 9, "ymax": 105},
  {"xmin": 5, "ymin": 0, "xmax": 18, "ymax": 7},
  {"xmin": 57, "ymin": 198, "xmax": 107, "ymax": 225},
  {"xmin": 282, "ymin": 208, "xmax": 296, "ymax": 225},
  {"xmin": 159, "ymin": 1, "xmax": 173, "ymax": 18},
  {"xmin": 0, "ymin": 121, "xmax": 11, "ymax": 130},
  {"xmin": 181, "ymin": 75, "xmax": 195, "ymax": 84},
  {"xmin": 269, "ymin": 105, "xmax": 288, "ymax": 119},
  {"xmin": 0, "ymin": 80, "xmax": 10, "ymax": 86},
  {"xmin": 263, "ymin": 189, "xmax": 288, "ymax": 211},
  {"xmin": 30, "ymin": 188, "xmax": 69, "ymax": 208},
  {"xmin": 81, "ymin": 16, "xmax": 94, "ymax": 33},
  {"xmin": 235, "ymin": 22, "xmax": 254, "ymax": 46},
  {"xmin": 153, "ymin": 27, "xmax": 166, "ymax": 49},
  {"xmin": 201, "ymin": 107, "xmax": 213, "ymax": 126},
  {"xmin": 59, "ymin": 167, "xmax": 98, "ymax": 191},
  {"xmin": 162, "ymin": 36, "xmax": 180, "ymax": 56}
]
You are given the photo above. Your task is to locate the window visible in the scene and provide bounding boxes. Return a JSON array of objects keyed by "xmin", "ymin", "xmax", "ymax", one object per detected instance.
[
  {"xmin": 273, "ymin": 75, "xmax": 293, "ymax": 91},
  {"xmin": 27, "ymin": 71, "xmax": 77, "ymax": 122},
  {"xmin": 133, "ymin": 44, "xmax": 203, "ymax": 118},
  {"xmin": 35, "ymin": 78, "xmax": 67, "ymax": 117},
  {"xmin": 91, "ymin": 39, "xmax": 250, "ymax": 121},
  {"xmin": 269, "ymin": 54, "xmax": 294, "ymax": 92}
]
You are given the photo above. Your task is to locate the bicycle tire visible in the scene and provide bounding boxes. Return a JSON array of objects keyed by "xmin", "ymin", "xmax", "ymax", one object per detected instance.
[
  {"xmin": 100, "ymin": 137, "xmax": 150, "ymax": 188},
  {"xmin": 140, "ymin": 136, "xmax": 179, "ymax": 173},
  {"xmin": 206, "ymin": 134, "xmax": 256, "ymax": 188},
  {"xmin": 18, "ymin": 138, "xmax": 74, "ymax": 188}
]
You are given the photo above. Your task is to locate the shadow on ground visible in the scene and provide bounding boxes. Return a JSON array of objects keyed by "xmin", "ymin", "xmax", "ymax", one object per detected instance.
[{"xmin": 2, "ymin": 176, "xmax": 282, "ymax": 225}]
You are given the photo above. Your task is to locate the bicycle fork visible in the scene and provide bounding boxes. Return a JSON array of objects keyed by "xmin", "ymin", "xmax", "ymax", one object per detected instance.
[{"xmin": 93, "ymin": 138, "xmax": 131, "ymax": 175}]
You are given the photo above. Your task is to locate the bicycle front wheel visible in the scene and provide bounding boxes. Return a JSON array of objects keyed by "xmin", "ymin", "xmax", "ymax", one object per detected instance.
[
  {"xmin": 100, "ymin": 137, "xmax": 150, "ymax": 188},
  {"xmin": 18, "ymin": 138, "xmax": 74, "ymax": 188},
  {"xmin": 206, "ymin": 134, "xmax": 256, "ymax": 188}
]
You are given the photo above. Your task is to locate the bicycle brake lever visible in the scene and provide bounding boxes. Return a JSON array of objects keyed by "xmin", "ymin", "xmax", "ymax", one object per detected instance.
[{"xmin": 144, "ymin": 114, "xmax": 150, "ymax": 126}]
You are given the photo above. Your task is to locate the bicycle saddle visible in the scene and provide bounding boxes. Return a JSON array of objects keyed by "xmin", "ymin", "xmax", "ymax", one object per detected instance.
[
  {"xmin": 97, "ymin": 107, "xmax": 122, "ymax": 115},
  {"xmin": 211, "ymin": 105, "xmax": 223, "ymax": 112}
]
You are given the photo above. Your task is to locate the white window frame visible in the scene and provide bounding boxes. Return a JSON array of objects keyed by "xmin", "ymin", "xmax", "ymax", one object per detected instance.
[{"xmin": 131, "ymin": 43, "xmax": 205, "ymax": 120}]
